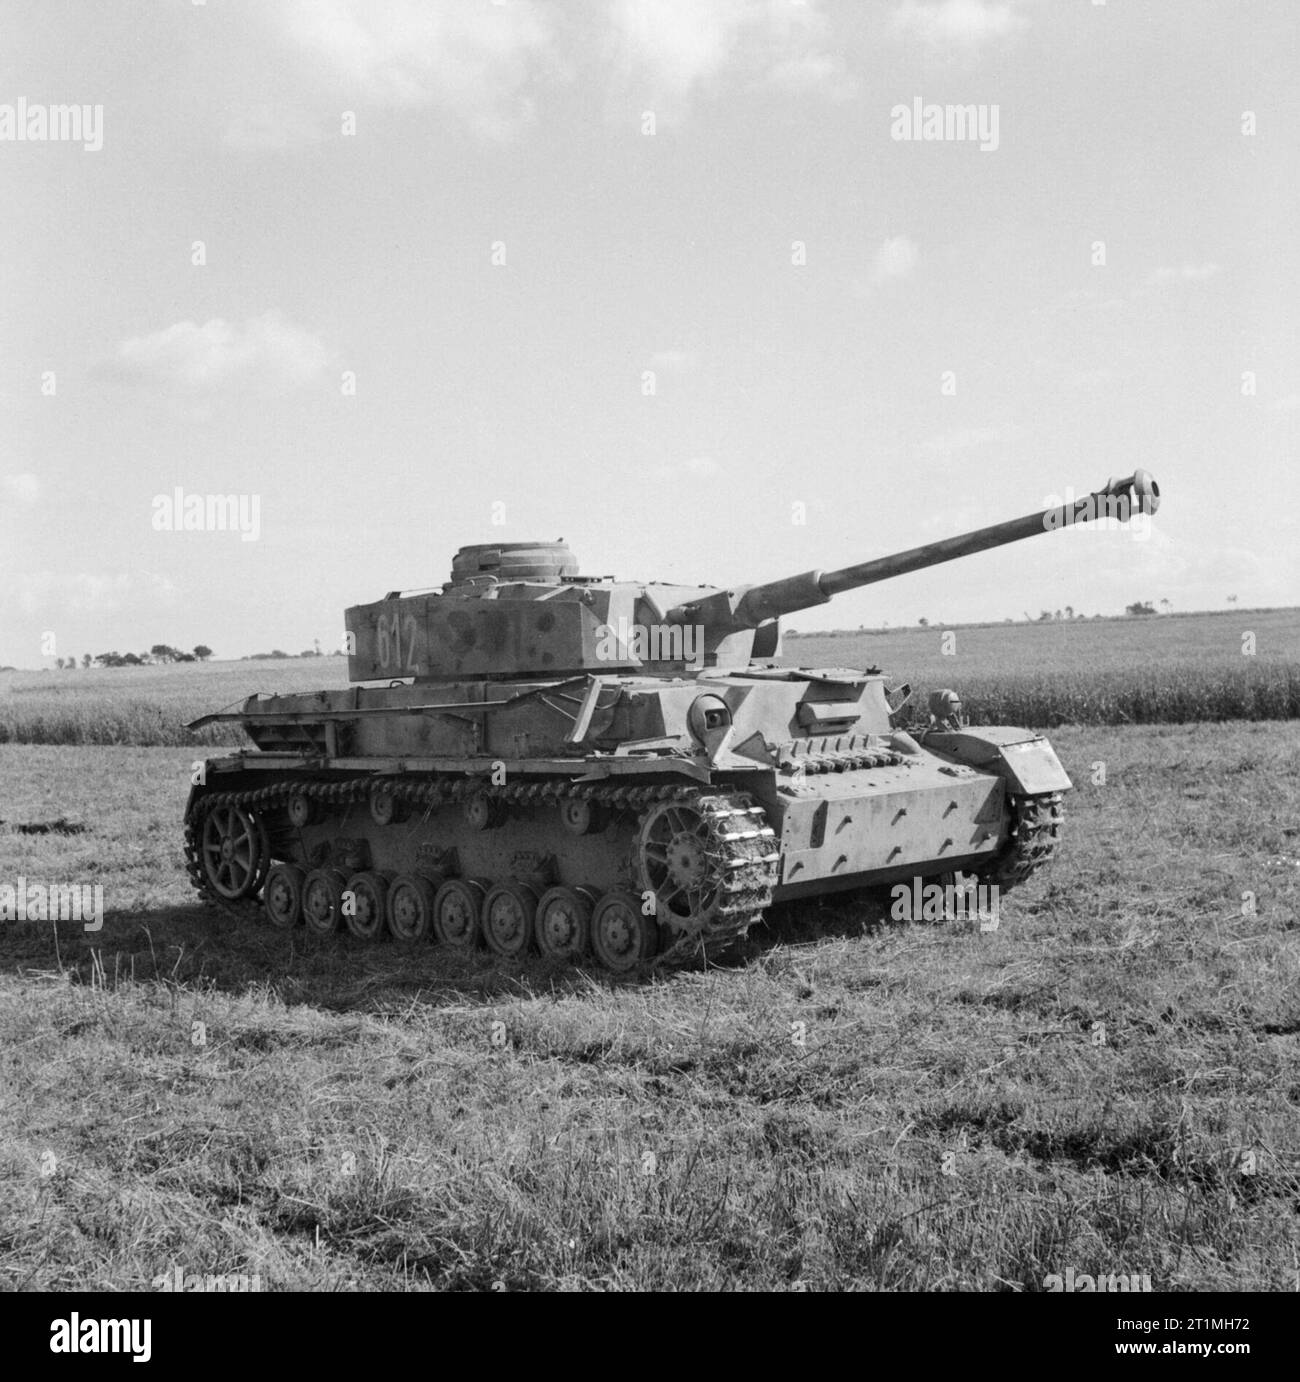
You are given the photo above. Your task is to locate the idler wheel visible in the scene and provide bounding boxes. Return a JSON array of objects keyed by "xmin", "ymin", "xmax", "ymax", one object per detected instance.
[
  {"xmin": 535, "ymin": 886, "xmax": 595, "ymax": 961},
  {"xmin": 591, "ymin": 890, "xmax": 660, "ymax": 973},
  {"xmin": 200, "ymin": 804, "xmax": 268, "ymax": 900},
  {"xmin": 263, "ymin": 863, "xmax": 305, "ymax": 929},
  {"xmin": 386, "ymin": 873, "xmax": 440, "ymax": 942},
  {"xmin": 302, "ymin": 867, "xmax": 347, "ymax": 935},
  {"xmin": 286, "ymin": 791, "xmax": 315, "ymax": 828},
  {"xmin": 433, "ymin": 877, "xmax": 488, "ymax": 949},
  {"xmin": 345, "ymin": 871, "xmax": 389, "ymax": 941}
]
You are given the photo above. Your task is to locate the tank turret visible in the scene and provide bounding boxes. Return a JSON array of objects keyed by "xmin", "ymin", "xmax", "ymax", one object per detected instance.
[{"xmin": 343, "ymin": 471, "xmax": 1159, "ymax": 680}]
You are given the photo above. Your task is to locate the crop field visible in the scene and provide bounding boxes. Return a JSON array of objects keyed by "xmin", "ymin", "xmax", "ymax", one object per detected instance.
[
  {"xmin": 2, "ymin": 723, "xmax": 1297, "ymax": 1291},
  {"xmin": 0, "ymin": 657, "xmax": 352, "ymax": 749},
  {"xmin": 789, "ymin": 607, "xmax": 1300, "ymax": 727},
  {"xmin": 3, "ymin": 608, "xmax": 1298, "ymax": 752}
]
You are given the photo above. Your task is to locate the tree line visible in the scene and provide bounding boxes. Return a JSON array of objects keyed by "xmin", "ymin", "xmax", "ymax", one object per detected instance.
[{"xmin": 54, "ymin": 645, "xmax": 213, "ymax": 669}]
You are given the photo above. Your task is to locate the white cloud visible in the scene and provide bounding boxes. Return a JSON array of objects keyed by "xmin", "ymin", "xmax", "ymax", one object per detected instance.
[
  {"xmin": 272, "ymin": 1, "xmax": 852, "ymax": 135},
  {"xmin": 865, "ymin": 235, "xmax": 919, "ymax": 288},
  {"xmin": 100, "ymin": 312, "xmax": 330, "ymax": 395},
  {"xmin": 602, "ymin": 0, "xmax": 851, "ymax": 115},
  {"xmin": 1146, "ymin": 263, "xmax": 1222, "ymax": 285},
  {"xmin": 892, "ymin": 0, "xmax": 1026, "ymax": 49},
  {"xmin": 2, "ymin": 473, "xmax": 40, "ymax": 506},
  {"xmin": 279, "ymin": 0, "xmax": 558, "ymax": 140},
  {"xmin": 609, "ymin": 0, "xmax": 744, "ymax": 94}
]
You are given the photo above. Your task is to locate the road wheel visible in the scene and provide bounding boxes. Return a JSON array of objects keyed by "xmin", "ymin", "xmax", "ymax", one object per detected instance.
[
  {"xmin": 302, "ymin": 868, "xmax": 347, "ymax": 935},
  {"xmin": 433, "ymin": 878, "xmax": 487, "ymax": 949},
  {"xmin": 345, "ymin": 871, "xmax": 389, "ymax": 940},
  {"xmin": 482, "ymin": 882, "xmax": 538, "ymax": 958},
  {"xmin": 263, "ymin": 863, "xmax": 305, "ymax": 928},
  {"xmin": 592, "ymin": 890, "xmax": 659, "ymax": 973},
  {"xmin": 535, "ymin": 886, "xmax": 594, "ymax": 962},
  {"xmin": 386, "ymin": 873, "xmax": 439, "ymax": 942}
]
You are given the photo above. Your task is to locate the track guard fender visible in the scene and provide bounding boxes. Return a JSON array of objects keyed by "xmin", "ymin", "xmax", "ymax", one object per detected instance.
[{"xmin": 924, "ymin": 727, "xmax": 1073, "ymax": 796}]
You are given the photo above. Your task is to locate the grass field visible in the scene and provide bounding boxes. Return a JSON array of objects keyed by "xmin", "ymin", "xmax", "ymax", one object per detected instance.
[
  {"xmin": 3, "ymin": 609, "xmax": 1298, "ymax": 748},
  {"xmin": 2, "ymin": 724, "xmax": 1297, "ymax": 1290}
]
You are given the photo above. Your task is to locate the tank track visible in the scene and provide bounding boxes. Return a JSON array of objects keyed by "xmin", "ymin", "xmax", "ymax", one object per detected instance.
[
  {"xmin": 977, "ymin": 790, "xmax": 1064, "ymax": 889},
  {"xmin": 182, "ymin": 775, "xmax": 779, "ymax": 967}
]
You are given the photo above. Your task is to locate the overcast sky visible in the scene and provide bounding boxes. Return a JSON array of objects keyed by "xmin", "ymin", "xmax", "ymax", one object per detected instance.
[{"xmin": 2, "ymin": 0, "xmax": 1297, "ymax": 665}]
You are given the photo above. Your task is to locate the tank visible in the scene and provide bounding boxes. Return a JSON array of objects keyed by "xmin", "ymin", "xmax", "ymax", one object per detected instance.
[{"xmin": 184, "ymin": 470, "xmax": 1160, "ymax": 970}]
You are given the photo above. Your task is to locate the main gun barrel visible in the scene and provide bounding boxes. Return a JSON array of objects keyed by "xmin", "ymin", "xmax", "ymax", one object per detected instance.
[{"xmin": 730, "ymin": 470, "xmax": 1160, "ymax": 628}]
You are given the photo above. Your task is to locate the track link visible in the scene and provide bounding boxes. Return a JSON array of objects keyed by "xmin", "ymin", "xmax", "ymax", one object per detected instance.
[{"xmin": 977, "ymin": 791, "xmax": 1064, "ymax": 889}]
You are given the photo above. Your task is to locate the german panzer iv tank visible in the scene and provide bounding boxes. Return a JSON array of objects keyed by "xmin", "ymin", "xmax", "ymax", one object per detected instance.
[{"xmin": 184, "ymin": 471, "xmax": 1159, "ymax": 971}]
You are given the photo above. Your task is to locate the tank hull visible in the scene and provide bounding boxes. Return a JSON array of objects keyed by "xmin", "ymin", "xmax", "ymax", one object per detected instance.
[{"xmin": 185, "ymin": 670, "xmax": 1069, "ymax": 966}]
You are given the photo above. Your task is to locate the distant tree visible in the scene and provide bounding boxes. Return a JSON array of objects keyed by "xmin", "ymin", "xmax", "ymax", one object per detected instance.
[
  {"xmin": 1065, "ymin": 605, "xmax": 1074, "ymax": 620},
  {"xmin": 150, "ymin": 644, "xmax": 175, "ymax": 663},
  {"xmin": 1226, "ymin": 594, "xmax": 1238, "ymax": 605},
  {"xmin": 1054, "ymin": 609, "xmax": 1063, "ymax": 621},
  {"xmin": 122, "ymin": 652, "xmax": 143, "ymax": 666},
  {"xmin": 194, "ymin": 645, "xmax": 212, "ymax": 661},
  {"xmin": 917, "ymin": 617, "xmax": 928, "ymax": 627},
  {"xmin": 1038, "ymin": 610, "xmax": 1053, "ymax": 622},
  {"xmin": 313, "ymin": 639, "xmax": 322, "ymax": 656},
  {"xmin": 82, "ymin": 653, "xmax": 91, "ymax": 669},
  {"xmin": 1160, "ymin": 598, "xmax": 1171, "ymax": 614},
  {"xmin": 175, "ymin": 652, "xmax": 196, "ymax": 662},
  {"xmin": 1125, "ymin": 600, "xmax": 1157, "ymax": 616},
  {"xmin": 54, "ymin": 657, "xmax": 64, "ymax": 669}
]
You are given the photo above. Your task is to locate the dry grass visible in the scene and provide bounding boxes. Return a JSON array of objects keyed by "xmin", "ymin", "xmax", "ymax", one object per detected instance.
[{"xmin": 2, "ymin": 725, "xmax": 1298, "ymax": 1290}]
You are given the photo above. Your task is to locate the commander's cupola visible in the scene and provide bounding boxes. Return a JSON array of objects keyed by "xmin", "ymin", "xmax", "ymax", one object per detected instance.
[{"xmin": 445, "ymin": 541, "xmax": 578, "ymax": 591}]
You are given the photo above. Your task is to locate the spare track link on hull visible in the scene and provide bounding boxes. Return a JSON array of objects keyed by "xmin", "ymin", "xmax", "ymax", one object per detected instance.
[
  {"xmin": 977, "ymin": 791, "xmax": 1064, "ymax": 888},
  {"xmin": 182, "ymin": 774, "xmax": 780, "ymax": 968}
]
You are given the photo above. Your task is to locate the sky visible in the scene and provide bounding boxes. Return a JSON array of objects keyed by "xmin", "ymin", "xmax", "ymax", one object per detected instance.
[{"xmin": 2, "ymin": 0, "xmax": 1297, "ymax": 666}]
